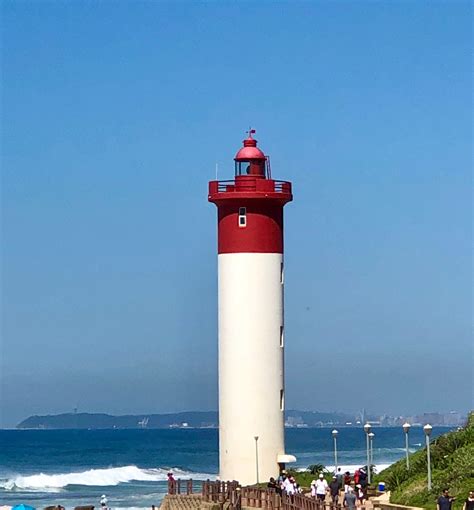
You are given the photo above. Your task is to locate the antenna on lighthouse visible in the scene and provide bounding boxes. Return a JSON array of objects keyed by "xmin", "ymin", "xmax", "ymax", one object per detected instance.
[{"xmin": 215, "ymin": 162, "xmax": 219, "ymax": 180}]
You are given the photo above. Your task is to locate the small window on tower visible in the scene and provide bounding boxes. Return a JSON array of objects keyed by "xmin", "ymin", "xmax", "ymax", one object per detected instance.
[
  {"xmin": 280, "ymin": 262, "xmax": 284, "ymax": 284},
  {"xmin": 280, "ymin": 325, "xmax": 284, "ymax": 347},
  {"xmin": 238, "ymin": 207, "xmax": 247, "ymax": 227},
  {"xmin": 280, "ymin": 389, "xmax": 284, "ymax": 411}
]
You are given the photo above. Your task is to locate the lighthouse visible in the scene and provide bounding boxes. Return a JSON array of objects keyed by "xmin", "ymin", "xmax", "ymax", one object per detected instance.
[{"xmin": 208, "ymin": 130, "xmax": 295, "ymax": 485}]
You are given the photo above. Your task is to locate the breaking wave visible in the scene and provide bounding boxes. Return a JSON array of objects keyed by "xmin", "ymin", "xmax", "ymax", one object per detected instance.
[{"xmin": 1, "ymin": 465, "xmax": 214, "ymax": 491}]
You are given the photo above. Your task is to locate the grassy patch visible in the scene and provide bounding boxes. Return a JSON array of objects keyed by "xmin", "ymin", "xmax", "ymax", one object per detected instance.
[{"xmin": 374, "ymin": 413, "xmax": 474, "ymax": 510}]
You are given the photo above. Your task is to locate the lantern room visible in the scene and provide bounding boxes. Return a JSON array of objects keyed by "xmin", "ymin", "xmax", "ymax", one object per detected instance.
[
  {"xmin": 208, "ymin": 129, "xmax": 292, "ymax": 204},
  {"xmin": 234, "ymin": 129, "xmax": 268, "ymax": 177}
]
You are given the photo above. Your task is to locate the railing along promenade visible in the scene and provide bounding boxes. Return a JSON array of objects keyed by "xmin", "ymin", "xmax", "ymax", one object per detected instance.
[
  {"xmin": 168, "ymin": 480, "xmax": 367, "ymax": 510},
  {"xmin": 167, "ymin": 479, "xmax": 196, "ymax": 495}
]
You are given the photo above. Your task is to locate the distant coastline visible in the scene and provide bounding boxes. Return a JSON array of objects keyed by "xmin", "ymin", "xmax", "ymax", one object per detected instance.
[
  {"xmin": 15, "ymin": 410, "xmax": 465, "ymax": 430},
  {"xmin": 16, "ymin": 410, "xmax": 354, "ymax": 430}
]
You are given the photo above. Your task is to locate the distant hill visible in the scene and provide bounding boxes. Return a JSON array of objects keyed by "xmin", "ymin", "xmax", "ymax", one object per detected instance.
[
  {"xmin": 16, "ymin": 410, "xmax": 353, "ymax": 429},
  {"xmin": 376, "ymin": 412, "xmax": 474, "ymax": 509},
  {"xmin": 17, "ymin": 411, "xmax": 218, "ymax": 429}
]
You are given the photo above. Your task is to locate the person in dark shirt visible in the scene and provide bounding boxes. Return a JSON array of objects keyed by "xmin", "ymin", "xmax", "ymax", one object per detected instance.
[
  {"xmin": 268, "ymin": 476, "xmax": 282, "ymax": 495},
  {"xmin": 267, "ymin": 477, "xmax": 278, "ymax": 490},
  {"xmin": 437, "ymin": 488, "xmax": 456, "ymax": 510},
  {"xmin": 329, "ymin": 476, "xmax": 340, "ymax": 504},
  {"xmin": 462, "ymin": 491, "xmax": 474, "ymax": 510},
  {"xmin": 267, "ymin": 477, "xmax": 277, "ymax": 489},
  {"xmin": 343, "ymin": 471, "xmax": 352, "ymax": 493},
  {"xmin": 344, "ymin": 487, "xmax": 357, "ymax": 510}
]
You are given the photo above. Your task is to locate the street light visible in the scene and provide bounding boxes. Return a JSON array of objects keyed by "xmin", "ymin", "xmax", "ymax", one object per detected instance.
[
  {"xmin": 423, "ymin": 424, "xmax": 432, "ymax": 491},
  {"xmin": 403, "ymin": 423, "xmax": 411, "ymax": 470},
  {"xmin": 364, "ymin": 423, "xmax": 371, "ymax": 484},
  {"xmin": 332, "ymin": 429, "xmax": 338, "ymax": 472},
  {"xmin": 368, "ymin": 432, "xmax": 375, "ymax": 471},
  {"xmin": 254, "ymin": 436, "xmax": 260, "ymax": 485}
]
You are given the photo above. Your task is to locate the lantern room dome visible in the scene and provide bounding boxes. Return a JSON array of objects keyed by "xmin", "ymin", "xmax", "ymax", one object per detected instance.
[{"xmin": 234, "ymin": 131, "xmax": 266, "ymax": 161}]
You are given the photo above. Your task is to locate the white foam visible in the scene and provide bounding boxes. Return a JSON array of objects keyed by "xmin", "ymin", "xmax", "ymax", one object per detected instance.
[{"xmin": 1, "ymin": 466, "xmax": 214, "ymax": 491}]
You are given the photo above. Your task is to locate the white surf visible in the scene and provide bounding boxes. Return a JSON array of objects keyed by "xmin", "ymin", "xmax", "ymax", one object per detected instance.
[{"xmin": 1, "ymin": 466, "xmax": 214, "ymax": 490}]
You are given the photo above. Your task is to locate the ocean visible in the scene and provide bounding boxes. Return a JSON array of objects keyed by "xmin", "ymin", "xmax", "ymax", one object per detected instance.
[{"xmin": 0, "ymin": 427, "xmax": 452, "ymax": 509}]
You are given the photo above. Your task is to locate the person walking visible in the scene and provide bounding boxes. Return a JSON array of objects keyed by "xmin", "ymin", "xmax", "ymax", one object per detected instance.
[
  {"xmin": 267, "ymin": 477, "xmax": 278, "ymax": 490},
  {"xmin": 100, "ymin": 495, "xmax": 110, "ymax": 510},
  {"xmin": 462, "ymin": 491, "xmax": 474, "ymax": 510},
  {"xmin": 344, "ymin": 472, "xmax": 352, "ymax": 493},
  {"xmin": 277, "ymin": 470, "xmax": 286, "ymax": 485},
  {"xmin": 344, "ymin": 487, "xmax": 357, "ymax": 510},
  {"xmin": 314, "ymin": 473, "xmax": 328, "ymax": 501},
  {"xmin": 329, "ymin": 475, "xmax": 340, "ymax": 505},
  {"xmin": 167, "ymin": 472, "xmax": 176, "ymax": 494},
  {"xmin": 283, "ymin": 475, "xmax": 295, "ymax": 495},
  {"xmin": 289, "ymin": 476, "xmax": 298, "ymax": 494},
  {"xmin": 437, "ymin": 489, "xmax": 456, "ymax": 510},
  {"xmin": 354, "ymin": 469, "xmax": 360, "ymax": 486}
]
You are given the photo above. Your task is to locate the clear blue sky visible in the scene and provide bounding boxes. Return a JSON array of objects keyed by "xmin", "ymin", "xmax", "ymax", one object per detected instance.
[{"xmin": 1, "ymin": 1, "xmax": 472, "ymax": 428}]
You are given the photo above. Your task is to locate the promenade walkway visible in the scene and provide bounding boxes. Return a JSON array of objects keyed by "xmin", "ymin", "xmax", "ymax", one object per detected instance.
[{"xmin": 165, "ymin": 480, "xmax": 379, "ymax": 510}]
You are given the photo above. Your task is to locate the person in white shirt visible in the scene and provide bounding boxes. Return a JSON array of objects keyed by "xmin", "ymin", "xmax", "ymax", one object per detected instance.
[
  {"xmin": 314, "ymin": 473, "xmax": 329, "ymax": 501},
  {"xmin": 284, "ymin": 476, "xmax": 295, "ymax": 495},
  {"xmin": 100, "ymin": 495, "xmax": 110, "ymax": 510}
]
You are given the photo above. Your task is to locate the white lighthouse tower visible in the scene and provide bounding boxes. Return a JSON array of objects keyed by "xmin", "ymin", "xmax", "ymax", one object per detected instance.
[{"xmin": 208, "ymin": 130, "xmax": 295, "ymax": 485}]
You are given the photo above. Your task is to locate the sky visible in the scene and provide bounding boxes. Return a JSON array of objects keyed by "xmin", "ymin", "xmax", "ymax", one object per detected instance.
[{"xmin": 1, "ymin": 1, "xmax": 472, "ymax": 428}]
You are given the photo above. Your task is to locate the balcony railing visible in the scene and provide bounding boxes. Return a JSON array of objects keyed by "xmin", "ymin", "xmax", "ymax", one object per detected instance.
[{"xmin": 209, "ymin": 179, "xmax": 292, "ymax": 196}]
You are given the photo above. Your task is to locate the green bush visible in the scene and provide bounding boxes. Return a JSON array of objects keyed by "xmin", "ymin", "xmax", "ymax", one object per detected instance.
[
  {"xmin": 375, "ymin": 413, "xmax": 474, "ymax": 510},
  {"xmin": 307, "ymin": 464, "xmax": 326, "ymax": 475}
]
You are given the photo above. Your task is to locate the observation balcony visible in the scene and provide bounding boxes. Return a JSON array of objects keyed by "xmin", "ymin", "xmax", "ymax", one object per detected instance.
[{"xmin": 208, "ymin": 176, "xmax": 292, "ymax": 204}]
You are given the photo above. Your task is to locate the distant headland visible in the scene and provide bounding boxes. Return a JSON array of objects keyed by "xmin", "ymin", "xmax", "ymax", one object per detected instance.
[{"xmin": 16, "ymin": 410, "xmax": 354, "ymax": 430}]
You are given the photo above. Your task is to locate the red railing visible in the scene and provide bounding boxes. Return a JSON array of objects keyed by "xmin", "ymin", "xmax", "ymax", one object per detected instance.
[{"xmin": 210, "ymin": 179, "xmax": 292, "ymax": 195}]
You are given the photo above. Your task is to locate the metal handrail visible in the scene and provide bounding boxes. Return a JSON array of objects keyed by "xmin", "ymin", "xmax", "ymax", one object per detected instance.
[{"xmin": 212, "ymin": 179, "xmax": 292, "ymax": 194}]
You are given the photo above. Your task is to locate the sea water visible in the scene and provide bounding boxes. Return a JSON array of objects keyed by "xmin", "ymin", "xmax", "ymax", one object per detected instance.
[{"xmin": 0, "ymin": 427, "xmax": 452, "ymax": 509}]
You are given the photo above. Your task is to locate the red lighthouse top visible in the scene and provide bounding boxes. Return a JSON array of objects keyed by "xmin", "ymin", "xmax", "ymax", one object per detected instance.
[
  {"xmin": 208, "ymin": 129, "xmax": 293, "ymax": 202},
  {"xmin": 233, "ymin": 129, "xmax": 267, "ymax": 177},
  {"xmin": 234, "ymin": 130, "xmax": 266, "ymax": 161},
  {"xmin": 208, "ymin": 130, "xmax": 293, "ymax": 254}
]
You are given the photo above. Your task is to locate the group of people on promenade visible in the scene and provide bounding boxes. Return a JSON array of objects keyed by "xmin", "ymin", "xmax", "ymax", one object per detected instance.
[
  {"xmin": 267, "ymin": 470, "xmax": 474, "ymax": 510},
  {"xmin": 266, "ymin": 467, "xmax": 372, "ymax": 508}
]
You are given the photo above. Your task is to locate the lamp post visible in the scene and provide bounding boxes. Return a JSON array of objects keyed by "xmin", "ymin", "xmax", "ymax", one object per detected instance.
[
  {"xmin": 368, "ymin": 432, "xmax": 375, "ymax": 471},
  {"xmin": 332, "ymin": 429, "xmax": 338, "ymax": 472},
  {"xmin": 254, "ymin": 436, "xmax": 260, "ymax": 485},
  {"xmin": 423, "ymin": 424, "xmax": 432, "ymax": 490},
  {"xmin": 364, "ymin": 423, "xmax": 371, "ymax": 484},
  {"xmin": 403, "ymin": 423, "xmax": 411, "ymax": 470}
]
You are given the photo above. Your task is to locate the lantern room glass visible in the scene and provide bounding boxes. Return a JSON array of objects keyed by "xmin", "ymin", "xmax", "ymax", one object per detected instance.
[{"xmin": 235, "ymin": 160, "xmax": 265, "ymax": 176}]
